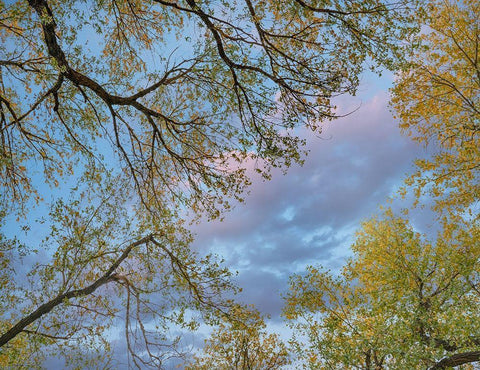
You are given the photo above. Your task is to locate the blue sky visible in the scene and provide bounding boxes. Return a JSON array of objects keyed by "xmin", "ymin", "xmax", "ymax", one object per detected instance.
[{"xmin": 40, "ymin": 71, "xmax": 430, "ymax": 368}]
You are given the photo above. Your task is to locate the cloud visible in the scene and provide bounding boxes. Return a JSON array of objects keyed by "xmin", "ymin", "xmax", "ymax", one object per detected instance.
[{"xmin": 191, "ymin": 90, "xmax": 424, "ymax": 322}]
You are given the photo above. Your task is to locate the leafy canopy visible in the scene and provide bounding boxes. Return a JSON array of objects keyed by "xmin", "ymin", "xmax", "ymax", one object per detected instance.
[
  {"xmin": 284, "ymin": 211, "xmax": 480, "ymax": 369},
  {"xmin": 284, "ymin": 2, "xmax": 480, "ymax": 367},
  {"xmin": 391, "ymin": 0, "xmax": 480, "ymax": 216},
  {"xmin": 185, "ymin": 305, "xmax": 290, "ymax": 369},
  {"xmin": 0, "ymin": 179, "xmax": 238, "ymax": 368},
  {"xmin": 0, "ymin": 0, "xmax": 420, "ymax": 218}
]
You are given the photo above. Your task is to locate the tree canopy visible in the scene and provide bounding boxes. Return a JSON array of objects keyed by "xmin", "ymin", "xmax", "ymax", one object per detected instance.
[
  {"xmin": 1, "ymin": 0, "xmax": 419, "ymax": 217},
  {"xmin": 391, "ymin": 0, "xmax": 479, "ymax": 216},
  {"xmin": 0, "ymin": 0, "xmax": 422, "ymax": 367},
  {"xmin": 185, "ymin": 305, "xmax": 290, "ymax": 369},
  {"xmin": 0, "ymin": 180, "xmax": 238, "ymax": 367},
  {"xmin": 284, "ymin": 212, "xmax": 480, "ymax": 369}
]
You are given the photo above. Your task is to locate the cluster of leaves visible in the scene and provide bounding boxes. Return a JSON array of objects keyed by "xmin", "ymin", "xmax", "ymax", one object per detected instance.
[{"xmin": 185, "ymin": 305, "xmax": 290, "ymax": 369}]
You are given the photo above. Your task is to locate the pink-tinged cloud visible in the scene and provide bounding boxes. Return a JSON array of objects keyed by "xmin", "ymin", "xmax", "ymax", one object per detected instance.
[{"xmin": 191, "ymin": 89, "xmax": 424, "ymax": 320}]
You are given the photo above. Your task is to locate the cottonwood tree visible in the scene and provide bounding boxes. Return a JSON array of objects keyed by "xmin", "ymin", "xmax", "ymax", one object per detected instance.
[
  {"xmin": 0, "ymin": 0, "xmax": 420, "ymax": 367},
  {"xmin": 284, "ymin": 211, "xmax": 480, "ymax": 369},
  {"xmin": 185, "ymin": 305, "xmax": 290, "ymax": 369},
  {"xmin": 1, "ymin": 0, "xmax": 420, "ymax": 214},
  {"xmin": 391, "ymin": 0, "xmax": 479, "ymax": 216}
]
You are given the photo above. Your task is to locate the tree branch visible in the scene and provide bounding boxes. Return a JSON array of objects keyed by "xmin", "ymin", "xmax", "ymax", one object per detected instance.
[
  {"xmin": 0, "ymin": 234, "xmax": 154, "ymax": 348},
  {"xmin": 429, "ymin": 351, "xmax": 480, "ymax": 369}
]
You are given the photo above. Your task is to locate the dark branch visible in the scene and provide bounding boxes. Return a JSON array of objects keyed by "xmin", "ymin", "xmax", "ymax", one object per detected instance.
[
  {"xmin": 429, "ymin": 351, "xmax": 480, "ymax": 369},
  {"xmin": 0, "ymin": 234, "xmax": 154, "ymax": 348}
]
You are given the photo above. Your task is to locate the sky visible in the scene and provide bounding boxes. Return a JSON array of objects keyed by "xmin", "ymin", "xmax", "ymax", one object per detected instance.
[
  {"xmin": 33, "ymin": 69, "xmax": 431, "ymax": 369},
  {"xmin": 0, "ymin": 60, "xmax": 433, "ymax": 367},
  {"xmin": 38, "ymin": 71, "xmax": 431, "ymax": 368}
]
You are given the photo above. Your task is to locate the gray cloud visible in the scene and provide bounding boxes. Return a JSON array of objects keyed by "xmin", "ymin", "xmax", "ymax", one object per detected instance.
[{"xmin": 191, "ymin": 91, "xmax": 424, "ymax": 322}]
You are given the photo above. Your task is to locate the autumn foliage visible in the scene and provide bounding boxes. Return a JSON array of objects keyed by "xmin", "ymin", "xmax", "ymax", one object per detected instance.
[
  {"xmin": 391, "ymin": 0, "xmax": 479, "ymax": 216},
  {"xmin": 284, "ymin": 212, "xmax": 479, "ymax": 369}
]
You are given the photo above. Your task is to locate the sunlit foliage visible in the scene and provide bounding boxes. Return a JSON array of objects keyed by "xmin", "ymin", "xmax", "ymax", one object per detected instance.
[
  {"xmin": 284, "ymin": 211, "xmax": 480, "ymax": 369},
  {"xmin": 391, "ymin": 0, "xmax": 479, "ymax": 216},
  {"xmin": 186, "ymin": 305, "xmax": 290, "ymax": 369}
]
